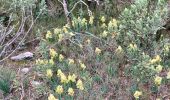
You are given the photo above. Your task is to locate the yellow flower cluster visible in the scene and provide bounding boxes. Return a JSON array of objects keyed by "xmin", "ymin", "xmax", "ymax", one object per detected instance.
[
  {"xmin": 78, "ymin": 60, "xmax": 86, "ymax": 70},
  {"xmin": 55, "ymin": 69, "xmax": 84, "ymax": 96},
  {"xmin": 49, "ymin": 48, "xmax": 57, "ymax": 59},
  {"xmin": 58, "ymin": 33, "xmax": 63, "ymax": 42},
  {"xmin": 59, "ymin": 54, "xmax": 64, "ymax": 62},
  {"xmin": 95, "ymin": 47, "xmax": 101, "ymax": 55},
  {"xmin": 49, "ymin": 59, "xmax": 55, "ymax": 65},
  {"xmin": 68, "ymin": 74, "xmax": 77, "ymax": 82},
  {"xmin": 68, "ymin": 58, "xmax": 75, "ymax": 65},
  {"xmin": 154, "ymin": 76, "xmax": 162, "ymax": 86},
  {"xmin": 48, "ymin": 94, "xmax": 58, "ymax": 100},
  {"xmin": 129, "ymin": 43, "xmax": 137, "ymax": 50},
  {"xmin": 108, "ymin": 18, "xmax": 117, "ymax": 29},
  {"xmin": 116, "ymin": 46, "xmax": 123, "ymax": 53},
  {"xmin": 134, "ymin": 91, "xmax": 142, "ymax": 99},
  {"xmin": 101, "ymin": 30, "xmax": 108, "ymax": 38},
  {"xmin": 155, "ymin": 65, "xmax": 163, "ymax": 73},
  {"xmin": 54, "ymin": 28, "xmax": 62, "ymax": 35},
  {"xmin": 68, "ymin": 87, "xmax": 74, "ymax": 96},
  {"xmin": 63, "ymin": 27, "xmax": 68, "ymax": 33},
  {"xmin": 89, "ymin": 16, "xmax": 94, "ymax": 25},
  {"xmin": 46, "ymin": 69, "xmax": 53, "ymax": 78},
  {"xmin": 36, "ymin": 59, "xmax": 48, "ymax": 65},
  {"xmin": 56, "ymin": 85, "xmax": 63, "ymax": 94},
  {"xmin": 81, "ymin": 18, "xmax": 87, "ymax": 26},
  {"xmin": 101, "ymin": 16, "xmax": 105, "ymax": 23},
  {"xmin": 46, "ymin": 31, "xmax": 52, "ymax": 39},
  {"xmin": 86, "ymin": 39, "xmax": 91, "ymax": 44},
  {"xmin": 57, "ymin": 69, "xmax": 77, "ymax": 83},
  {"xmin": 76, "ymin": 79, "xmax": 84, "ymax": 90},
  {"xmin": 68, "ymin": 32, "xmax": 75, "ymax": 37},
  {"xmin": 150, "ymin": 55, "xmax": 161, "ymax": 64},
  {"xmin": 167, "ymin": 71, "xmax": 170, "ymax": 79},
  {"xmin": 164, "ymin": 45, "xmax": 169, "ymax": 53},
  {"xmin": 57, "ymin": 69, "xmax": 67, "ymax": 83},
  {"xmin": 101, "ymin": 23, "xmax": 107, "ymax": 28}
]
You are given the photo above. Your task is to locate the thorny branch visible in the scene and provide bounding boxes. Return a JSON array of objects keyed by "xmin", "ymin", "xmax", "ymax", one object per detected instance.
[{"xmin": 0, "ymin": 7, "xmax": 42, "ymax": 63}]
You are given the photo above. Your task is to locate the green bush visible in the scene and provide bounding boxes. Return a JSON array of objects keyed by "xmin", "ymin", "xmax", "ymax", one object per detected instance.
[{"xmin": 0, "ymin": 67, "xmax": 15, "ymax": 95}]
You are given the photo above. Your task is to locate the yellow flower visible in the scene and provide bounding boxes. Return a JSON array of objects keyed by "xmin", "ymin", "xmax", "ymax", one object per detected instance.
[
  {"xmin": 101, "ymin": 30, "xmax": 108, "ymax": 38},
  {"xmin": 60, "ymin": 73, "xmax": 68, "ymax": 83},
  {"xmin": 95, "ymin": 47, "xmax": 101, "ymax": 55},
  {"xmin": 68, "ymin": 58, "xmax": 74, "ymax": 65},
  {"xmin": 101, "ymin": 16, "xmax": 105, "ymax": 23},
  {"xmin": 116, "ymin": 46, "xmax": 123, "ymax": 53},
  {"xmin": 86, "ymin": 39, "xmax": 91, "ymax": 44},
  {"xmin": 108, "ymin": 21, "xmax": 113, "ymax": 29},
  {"xmin": 49, "ymin": 48, "xmax": 57, "ymax": 58},
  {"xmin": 101, "ymin": 23, "xmax": 107, "ymax": 28},
  {"xmin": 58, "ymin": 34, "xmax": 63, "ymax": 42},
  {"xmin": 108, "ymin": 18, "xmax": 117, "ymax": 29},
  {"xmin": 63, "ymin": 27, "xmax": 68, "ymax": 33},
  {"xmin": 79, "ymin": 44, "xmax": 83, "ymax": 48},
  {"xmin": 48, "ymin": 94, "xmax": 58, "ymax": 100},
  {"xmin": 72, "ymin": 20, "xmax": 75, "ymax": 27},
  {"xmin": 68, "ymin": 87, "xmax": 74, "ymax": 96},
  {"xmin": 59, "ymin": 54, "xmax": 64, "ymax": 62},
  {"xmin": 155, "ymin": 55, "xmax": 161, "ymax": 62},
  {"xmin": 54, "ymin": 28, "xmax": 61, "ymax": 34},
  {"xmin": 80, "ymin": 63, "xmax": 86, "ymax": 70},
  {"xmin": 156, "ymin": 98, "xmax": 161, "ymax": 100},
  {"xmin": 112, "ymin": 18, "xmax": 117, "ymax": 27},
  {"xmin": 49, "ymin": 59, "xmax": 54, "ymax": 65},
  {"xmin": 56, "ymin": 85, "xmax": 63, "ymax": 94},
  {"xmin": 164, "ymin": 45, "xmax": 169, "ymax": 52},
  {"xmin": 68, "ymin": 74, "xmax": 76, "ymax": 82},
  {"xmin": 46, "ymin": 69, "xmax": 53, "ymax": 78},
  {"xmin": 150, "ymin": 55, "xmax": 161, "ymax": 64},
  {"xmin": 46, "ymin": 31, "xmax": 52, "ymax": 39},
  {"xmin": 77, "ymin": 17, "xmax": 81, "ymax": 22},
  {"xmin": 68, "ymin": 32, "xmax": 75, "ymax": 37},
  {"xmin": 76, "ymin": 79, "xmax": 84, "ymax": 90},
  {"xmin": 134, "ymin": 91, "xmax": 142, "ymax": 99},
  {"xmin": 36, "ymin": 59, "xmax": 44, "ymax": 65},
  {"xmin": 129, "ymin": 44, "xmax": 134, "ymax": 49},
  {"xmin": 81, "ymin": 18, "xmax": 87, "ymax": 26},
  {"xmin": 129, "ymin": 43, "xmax": 137, "ymax": 50},
  {"xmin": 89, "ymin": 16, "xmax": 94, "ymax": 25},
  {"xmin": 155, "ymin": 65, "xmax": 163, "ymax": 73},
  {"xmin": 57, "ymin": 69, "xmax": 63, "ymax": 77},
  {"xmin": 154, "ymin": 76, "xmax": 162, "ymax": 85},
  {"xmin": 167, "ymin": 71, "xmax": 170, "ymax": 79},
  {"xmin": 133, "ymin": 44, "xmax": 137, "ymax": 49}
]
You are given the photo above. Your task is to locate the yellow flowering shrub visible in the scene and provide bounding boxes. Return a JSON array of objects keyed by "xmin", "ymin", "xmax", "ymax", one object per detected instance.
[{"xmin": 35, "ymin": 2, "xmax": 170, "ymax": 99}]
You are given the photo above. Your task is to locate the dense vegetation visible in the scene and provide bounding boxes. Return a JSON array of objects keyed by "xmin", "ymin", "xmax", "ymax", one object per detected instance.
[{"xmin": 0, "ymin": 0, "xmax": 170, "ymax": 99}]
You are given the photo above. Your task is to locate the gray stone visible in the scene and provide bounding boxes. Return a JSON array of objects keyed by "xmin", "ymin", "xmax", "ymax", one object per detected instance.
[
  {"xmin": 31, "ymin": 81, "xmax": 41, "ymax": 87},
  {"xmin": 11, "ymin": 52, "xmax": 33, "ymax": 61},
  {"xmin": 21, "ymin": 68, "xmax": 30, "ymax": 74}
]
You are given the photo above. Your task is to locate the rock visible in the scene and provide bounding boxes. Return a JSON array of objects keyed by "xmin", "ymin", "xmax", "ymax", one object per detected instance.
[
  {"xmin": 21, "ymin": 68, "xmax": 30, "ymax": 74},
  {"xmin": 31, "ymin": 81, "xmax": 41, "ymax": 87},
  {"xmin": 11, "ymin": 52, "xmax": 33, "ymax": 61}
]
